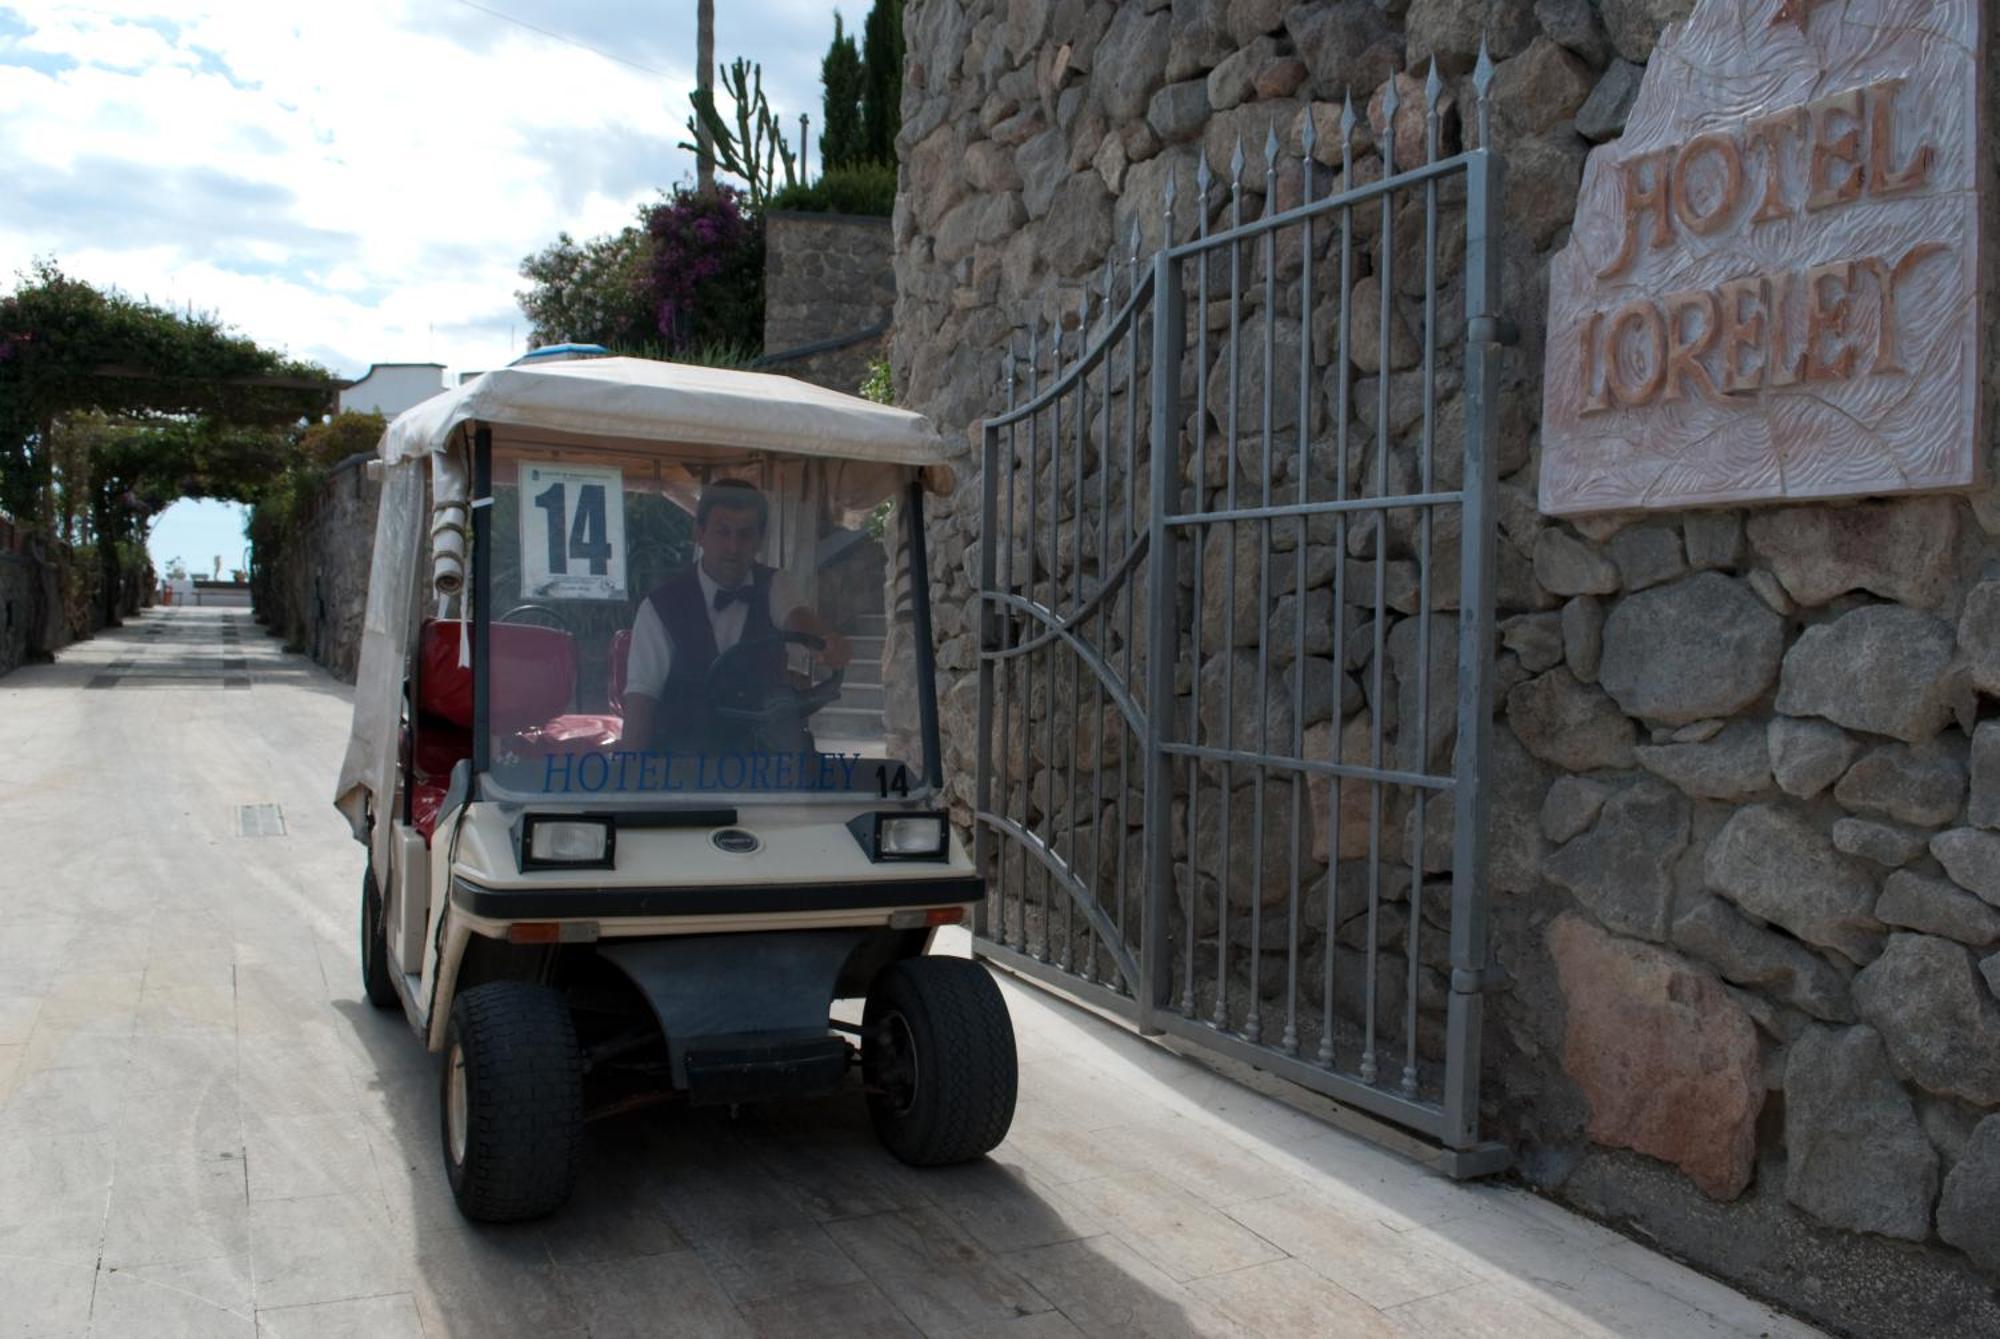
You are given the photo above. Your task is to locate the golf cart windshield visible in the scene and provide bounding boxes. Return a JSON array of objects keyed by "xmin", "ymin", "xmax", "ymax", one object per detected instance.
[{"xmin": 476, "ymin": 438, "xmax": 935, "ymax": 802}]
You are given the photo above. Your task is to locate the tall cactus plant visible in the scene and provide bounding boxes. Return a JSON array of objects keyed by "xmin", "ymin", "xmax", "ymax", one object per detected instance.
[{"xmin": 679, "ymin": 58, "xmax": 798, "ymax": 208}]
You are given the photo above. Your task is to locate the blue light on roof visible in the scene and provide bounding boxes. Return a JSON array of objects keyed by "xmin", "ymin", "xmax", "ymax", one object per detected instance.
[{"xmin": 510, "ymin": 343, "xmax": 611, "ymax": 366}]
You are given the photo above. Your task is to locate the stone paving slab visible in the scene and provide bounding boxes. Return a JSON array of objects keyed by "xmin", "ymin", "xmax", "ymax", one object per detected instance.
[{"xmin": 0, "ymin": 609, "xmax": 1828, "ymax": 1337}]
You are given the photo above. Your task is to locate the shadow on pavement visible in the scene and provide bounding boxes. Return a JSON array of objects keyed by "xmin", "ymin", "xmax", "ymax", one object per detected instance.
[{"xmin": 333, "ymin": 992, "xmax": 1206, "ymax": 1337}]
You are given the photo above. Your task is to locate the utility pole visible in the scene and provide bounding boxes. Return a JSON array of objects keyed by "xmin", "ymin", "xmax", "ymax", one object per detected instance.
[{"xmin": 696, "ymin": 0, "xmax": 715, "ymax": 196}]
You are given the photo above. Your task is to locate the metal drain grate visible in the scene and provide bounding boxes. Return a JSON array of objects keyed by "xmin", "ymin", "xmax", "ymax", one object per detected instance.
[{"xmin": 237, "ymin": 803, "xmax": 287, "ymax": 837}]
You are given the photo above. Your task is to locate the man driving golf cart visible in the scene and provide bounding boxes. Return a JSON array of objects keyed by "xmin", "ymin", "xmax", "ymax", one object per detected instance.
[
  {"xmin": 622, "ymin": 477, "xmax": 851, "ymax": 756},
  {"xmin": 334, "ymin": 355, "xmax": 1017, "ymax": 1224}
]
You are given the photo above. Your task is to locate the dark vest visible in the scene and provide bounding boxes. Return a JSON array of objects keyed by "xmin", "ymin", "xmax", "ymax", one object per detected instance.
[{"xmin": 644, "ymin": 563, "xmax": 781, "ymax": 752}]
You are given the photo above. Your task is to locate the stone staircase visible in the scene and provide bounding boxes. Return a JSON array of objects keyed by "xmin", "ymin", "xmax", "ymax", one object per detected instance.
[{"xmin": 819, "ymin": 610, "xmax": 887, "ymax": 744}]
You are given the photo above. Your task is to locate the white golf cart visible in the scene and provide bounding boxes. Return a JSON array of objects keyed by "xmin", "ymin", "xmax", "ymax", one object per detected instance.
[{"xmin": 333, "ymin": 354, "xmax": 1015, "ymax": 1222}]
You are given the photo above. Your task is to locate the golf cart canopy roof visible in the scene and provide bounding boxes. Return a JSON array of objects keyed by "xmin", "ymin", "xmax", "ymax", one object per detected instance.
[{"xmin": 379, "ymin": 357, "xmax": 947, "ymax": 468}]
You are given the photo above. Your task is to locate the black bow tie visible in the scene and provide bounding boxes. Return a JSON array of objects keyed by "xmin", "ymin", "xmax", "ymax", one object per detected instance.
[{"xmin": 713, "ymin": 584, "xmax": 752, "ymax": 611}]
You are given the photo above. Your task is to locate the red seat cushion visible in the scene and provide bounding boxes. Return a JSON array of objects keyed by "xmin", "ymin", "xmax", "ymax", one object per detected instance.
[
  {"xmin": 523, "ymin": 714, "xmax": 623, "ymax": 753},
  {"xmin": 411, "ymin": 617, "xmax": 574, "ymax": 841},
  {"xmin": 418, "ymin": 620, "xmax": 577, "ymax": 732},
  {"xmin": 404, "ymin": 718, "xmax": 470, "ymax": 843},
  {"xmin": 412, "ymin": 779, "xmax": 450, "ymax": 841},
  {"xmin": 413, "ymin": 722, "xmax": 472, "ymax": 781},
  {"xmin": 417, "ymin": 621, "xmax": 475, "ymax": 727}
]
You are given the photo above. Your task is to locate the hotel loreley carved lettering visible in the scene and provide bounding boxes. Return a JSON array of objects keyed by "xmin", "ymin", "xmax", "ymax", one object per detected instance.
[{"xmin": 1540, "ymin": 0, "xmax": 1985, "ymax": 515}]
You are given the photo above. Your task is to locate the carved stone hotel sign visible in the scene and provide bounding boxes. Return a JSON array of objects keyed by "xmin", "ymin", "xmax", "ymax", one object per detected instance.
[{"xmin": 1540, "ymin": 0, "xmax": 1984, "ymax": 515}]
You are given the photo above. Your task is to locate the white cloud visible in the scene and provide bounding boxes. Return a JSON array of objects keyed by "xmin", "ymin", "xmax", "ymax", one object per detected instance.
[{"xmin": 0, "ymin": 0, "xmax": 832, "ymax": 379}]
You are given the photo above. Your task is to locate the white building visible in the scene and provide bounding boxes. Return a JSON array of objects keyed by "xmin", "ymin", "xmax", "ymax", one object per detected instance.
[{"xmin": 339, "ymin": 363, "xmax": 448, "ymax": 418}]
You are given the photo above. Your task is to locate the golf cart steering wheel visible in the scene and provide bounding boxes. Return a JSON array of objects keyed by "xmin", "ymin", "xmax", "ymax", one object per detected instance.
[
  {"xmin": 498, "ymin": 603, "xmax": 573, "ymax": 635},
  {"xmin": 705, "ymin": 631, "xmax": 846, "ymax": 727}
]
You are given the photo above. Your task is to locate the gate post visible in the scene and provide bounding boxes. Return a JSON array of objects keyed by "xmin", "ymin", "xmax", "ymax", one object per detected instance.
[
  {"xmin": 1139, "ymin": 251, "xmax": 1184, "ymax": 1034},
  {"xmin": 973, "ymin": 419, "xmax": 1000, "ymax": 939},
  {"xmin": 1444, "ymin": 143, "xmax": 1506, "ymax": 1150}
]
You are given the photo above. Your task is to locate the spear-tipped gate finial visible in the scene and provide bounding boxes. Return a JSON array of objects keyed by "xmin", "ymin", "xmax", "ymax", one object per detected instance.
[
  {"xmin": 1195, "ymin": 153, "xmax": 1212, "ymax": 238},
  {"xmin": 1425, "ymin": 58, "xmax": 1443, "ymax": 161},
  {"xmin": 1381, "ymin": 72, "xmax": 1401, "ymax": 172},
  {"xmin": 1472, "ymin": 39, "xmax": 1496, "ymax": 147},
  {"xmin": 1263, "ymin": 124, "xmax": 1279, "ymax": 214}
]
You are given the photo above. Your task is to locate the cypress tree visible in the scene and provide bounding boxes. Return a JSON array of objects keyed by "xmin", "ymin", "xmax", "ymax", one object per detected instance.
[
  {"xmin": 819, "ymin": 12, "xmax": 864, "ymax": 171},
  {"xmin": 859, "ymin": 0, "xmax": 903, "ymax": 164}
]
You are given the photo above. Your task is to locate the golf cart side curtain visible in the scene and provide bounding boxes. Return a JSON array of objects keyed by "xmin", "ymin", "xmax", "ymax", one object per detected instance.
[
  {"xmin": 472, "ymin": 427, "xmax": 493, "ymax": 779},
  {"xmin": 333, "ymin": 453, "xmax": 427, "ymax": 870}
]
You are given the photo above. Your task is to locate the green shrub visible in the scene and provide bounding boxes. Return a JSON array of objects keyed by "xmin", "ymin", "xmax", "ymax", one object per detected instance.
[
  {"xmin": 858, "ymin": 357, "xmax": 893, "ymax": 404},
  {"xmin": 767, "ymin": 162, "xmax": 897, "ymax": 217}
]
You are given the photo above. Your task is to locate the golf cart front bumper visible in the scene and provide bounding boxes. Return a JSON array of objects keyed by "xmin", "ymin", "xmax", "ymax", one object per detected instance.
[
  {"xmin": 448, "ymin": 873, "xmax": 983, "ymax": 922},
  {"xmin": 444, "ymin": 800, "xmax": 984, "ymax": 936}
]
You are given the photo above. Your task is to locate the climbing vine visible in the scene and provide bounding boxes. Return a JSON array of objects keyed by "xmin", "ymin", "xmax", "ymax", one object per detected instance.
[{"xmin": 0, "ymin": 260, "xmax": 340, "ymax": 625}]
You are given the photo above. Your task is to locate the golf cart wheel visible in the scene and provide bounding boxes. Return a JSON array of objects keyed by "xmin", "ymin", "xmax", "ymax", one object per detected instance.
[
  {"xmin": 440, "ymin": 981, "xmax": 583, "ymax": 1223},
  {"xmin": 360, "ymin": 868, "xmax": 399, "ymax": 1011},
  {"xmin": 863, "ymin": 958, "xmax": 1018, "ymax": 1166}
]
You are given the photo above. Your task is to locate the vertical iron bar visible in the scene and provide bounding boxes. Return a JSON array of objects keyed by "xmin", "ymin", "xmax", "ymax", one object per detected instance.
[
  {"xmin": 1285, "ymin": 117, "xmax": 1315, "ymax": 1059},
  {"xmin": 975, "ymin": 414, "xmax": 999, "ymax": 941},
  {"xmin": 1064, "ymin": 288, "xmax": 1087, "ymax": 974},
  {"xmin": 1445, "ymin": 82, "xmax": 1503, "ymax": 1149},
  {"xmin": 907, "ymin": 484, "xmax": 943, "ymax": 798},
  {"xmin": 1404, "ymin": 61, "xmax": 1444, "ymax": 1100},
  {"xmin": 1215, "ymin": 138, "xmax": 1244, "ymax": 1033},
  {"xmin": 1142, "ymin": 246, "xmax": 1185, "ymax": 1032},
  {"xmin": 1119, "ymin": 223, "xmax": 1141, "ymax": 995},
  {"xmin": 1322, "ymin": 93, "xmax": 1356, "ymax": 1070},
  {"xmin": 1043, "ymin": 305, "xmax": 1063, "ymax": 964},
  {"xmin": 1362, "ymin": 78, "xmax": 1400, "ymax": 1088},
  {"xmin": 1091, "ymin": 259, "xmax": 1114, "ymax": 989},
  {"xmin": 994, "ymin": 348, "xmax": 1020, "ymax": 945},
  {"xmin": 1024, "ymin": 318, "xmax": 1042, "ymax": 955},
  {"xmin": 1247, "ymin": 127, "xmax": 1278, "ymax": 1046},
  {"xmin": 1183, "ymin": 158, "xmax": 1211, "ymax": 1019}
]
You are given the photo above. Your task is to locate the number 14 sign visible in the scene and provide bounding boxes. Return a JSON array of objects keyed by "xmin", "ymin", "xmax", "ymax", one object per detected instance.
[{"xmin": 520, "ymin": 462, "xmax": 627, "ymax": 600}]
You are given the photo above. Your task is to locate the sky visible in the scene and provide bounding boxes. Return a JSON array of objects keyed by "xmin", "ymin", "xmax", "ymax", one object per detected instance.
[{"xmin": 0, "ymin": 0, "xmax": 836, "ymax": 571}]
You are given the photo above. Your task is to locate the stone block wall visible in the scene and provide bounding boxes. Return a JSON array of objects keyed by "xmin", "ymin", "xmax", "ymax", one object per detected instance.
[
  {"xmin": 762, "ymin": 211, "xmax": 896, "ymax": 396},
  {"xmin": 253, "ymin": 455, "xmax": 379, "ymax": 682},
  {"xmin": 0, "ymin": 551, "xmax": 36, "ymax": 677},
  {"xmin": 893, "ymin": 1, "xmax": 2000, "ymax": 1332},
  {"xmin": 0, "ymin": 540, "xmax": 145, "ymax": 680}
]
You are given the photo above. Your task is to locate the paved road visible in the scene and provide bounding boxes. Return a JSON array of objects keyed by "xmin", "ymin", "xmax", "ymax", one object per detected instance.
[{"xmin": 0, "ymin": 608, "xmax": 1824, "ymax": 1338}]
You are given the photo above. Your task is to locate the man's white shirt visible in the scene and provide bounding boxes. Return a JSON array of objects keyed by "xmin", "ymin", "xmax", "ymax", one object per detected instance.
[{"xmin": 625, "ymin": 565, "xmax": 807, "ymax": 701}]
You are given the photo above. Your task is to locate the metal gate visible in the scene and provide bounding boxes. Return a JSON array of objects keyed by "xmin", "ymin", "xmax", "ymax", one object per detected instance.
[{"xmin": 972, "ymin": 59, "xmax": 1510, "ymax": 1174}]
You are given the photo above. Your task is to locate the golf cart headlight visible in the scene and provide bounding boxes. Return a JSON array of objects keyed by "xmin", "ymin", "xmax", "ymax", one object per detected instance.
[
  {"xmin": 848, "ymin": 811, "xmax": 948, "ymax": 861},
  {"xmin": 881, "ymin": 815, "xmax": 947, "ymax": 855},
  {"xmin": 520, "ymin": 815, "xmax": 614, "ymax": 870}
]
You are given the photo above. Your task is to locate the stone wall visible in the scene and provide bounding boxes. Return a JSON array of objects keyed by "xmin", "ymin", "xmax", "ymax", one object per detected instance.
[
  {"xmin": 0, "ymin": 551, "xmax": 37, "ymax": 677},
  {"xmin": 893, "ymin": 1, "xmax": 2000, "ymax": 1332},
  {"xmin": 253, "ymin": 455, "xmax": 379, "ymax": 682},
  {"xmin": 0, "ymin": 540, "xmax": 145, "ymax": 680},
  {"xmin": 762, "ymin": 211, "xmax": 896, "ymax": 395}
]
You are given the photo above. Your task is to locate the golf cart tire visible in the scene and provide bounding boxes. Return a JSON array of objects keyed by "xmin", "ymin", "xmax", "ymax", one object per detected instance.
[
  {"xmin": 441, "ymin": 981, "xmax": 584, "ymax": 1223},
  {"xmin": 864, "ymin": 958, "xmax": 1018, "ymax": 1166},
  {"xmin": 360, "ymin": 868, "xmax": 399, "ymax": 1011}
]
